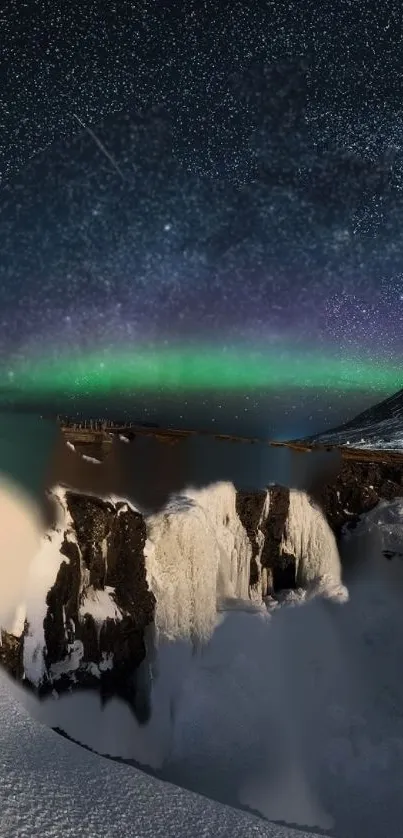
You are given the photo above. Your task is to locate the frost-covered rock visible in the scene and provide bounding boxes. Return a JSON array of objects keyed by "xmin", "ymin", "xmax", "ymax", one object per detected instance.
[
  {"xmin": 313, "ymin": 459, "xmax": 403, "ymax": 536},
  {"xmin": 145, "ymin": 483, "xmax": 255, "ymax": 643},
  {"xmin": 3, "ymin": 488, "xmax": 155, "ymax": 721},
  {"xmin": 283, "ymin": 491, "xmax": 342, "ymax": 590},
  {"xmin": 0, "ymin": 476, "xmax": 345, "ymax": 719}
]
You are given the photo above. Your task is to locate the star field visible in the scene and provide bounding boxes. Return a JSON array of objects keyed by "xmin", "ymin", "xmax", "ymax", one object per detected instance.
[{"xmin": 1, "ymin": 0, "xmax": 403, "ymax": 425}]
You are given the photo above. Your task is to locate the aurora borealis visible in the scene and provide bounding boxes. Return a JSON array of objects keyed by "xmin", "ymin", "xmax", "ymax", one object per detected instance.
[
  {"xmin": 2, "ymin": 2, "xmax": 403, "ymax": 432},
  {"xmin": 1, "ymin": 346, "xmax": 401, "ymax": 399}
]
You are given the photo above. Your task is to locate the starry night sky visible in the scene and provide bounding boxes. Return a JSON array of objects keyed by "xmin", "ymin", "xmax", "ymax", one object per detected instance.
[{"xmin": 1, "ymin": 0, "xmax": 403, "ymax": 435}]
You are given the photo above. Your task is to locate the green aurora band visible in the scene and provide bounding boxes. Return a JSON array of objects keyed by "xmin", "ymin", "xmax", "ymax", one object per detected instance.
[{"xmin": 0, "ymin": 346, "xmax": 401, "ymax": 399}]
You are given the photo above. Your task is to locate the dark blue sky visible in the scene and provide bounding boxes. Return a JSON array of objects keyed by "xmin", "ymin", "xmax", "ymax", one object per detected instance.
[{"xmin": 1, "ymin": 0, "xmax": 403, "ymax": 429}]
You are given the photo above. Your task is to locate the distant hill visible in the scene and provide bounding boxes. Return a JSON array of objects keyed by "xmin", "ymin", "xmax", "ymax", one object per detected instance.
[{"xmin": 293, "ymin": 388, "xmax": 403, "ymax": 452}]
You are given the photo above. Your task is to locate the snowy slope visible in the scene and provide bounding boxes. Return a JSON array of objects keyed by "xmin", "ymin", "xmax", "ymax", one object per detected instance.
[
  {"xmin": 14, "ymin": 494, "xmax": 403, "ymax": 838},
  {"xmin": 0, "ymin": 671, "xmax": 321, "ymax": 838},
  {"xmin": 300, "ymin": 387, "xmax": 403, "ymax": 451},
  {"xmin": 0, "ymin": 480, "xmax": 348, "ymax": 832},
  {"xmin": 5, "ymin": 484, "xmax": 403, "ymax": 835}
]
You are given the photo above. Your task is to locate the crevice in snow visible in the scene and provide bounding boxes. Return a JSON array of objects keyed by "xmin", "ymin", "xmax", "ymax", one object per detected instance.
[{"xmin": 254, "ymin": 491, "xmax": 271, "ymax": 600}]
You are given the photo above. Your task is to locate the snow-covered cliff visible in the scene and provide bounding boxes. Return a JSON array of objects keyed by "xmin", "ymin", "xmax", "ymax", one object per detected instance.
[
  {"xmin": 5, "ymin": 493, "xmax": 403, "ymax": 838},
  {"xmin": 0, "ymin": 478, "xmax": 344, "ymax": 720}
]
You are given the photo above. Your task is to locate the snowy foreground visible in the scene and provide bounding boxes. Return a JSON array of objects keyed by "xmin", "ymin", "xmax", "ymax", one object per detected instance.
[
  {"xmin": 0, "ymin": 672, "xmax": 319, "ymax": 838},
  {"xmin": 4, "ymin": 482, "xmax": 403, "ymax": 837}
]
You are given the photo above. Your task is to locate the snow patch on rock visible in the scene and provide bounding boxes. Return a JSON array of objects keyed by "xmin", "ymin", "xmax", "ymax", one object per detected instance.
[{"xmin": 79, "ymin": 586, "xmax": 122, "ymax": 626}]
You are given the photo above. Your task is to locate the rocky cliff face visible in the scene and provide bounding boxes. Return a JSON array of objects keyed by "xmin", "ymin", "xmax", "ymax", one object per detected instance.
[
  {"xmin": 0, "ymin": 451, "xmax": 401, "ymax": 723},
  {"xmin": 43, "ymin": 492, "xmax": 155, "ymax": 721},
  {"xmin": 1, "ymin": 489, "xmax": 155, "ymax": 723},
  {"xmin": 314, "ymin": 458, "xmax": 403, "ymax": 536}
]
